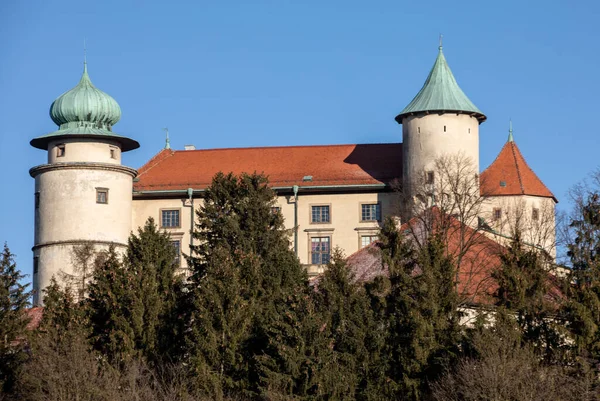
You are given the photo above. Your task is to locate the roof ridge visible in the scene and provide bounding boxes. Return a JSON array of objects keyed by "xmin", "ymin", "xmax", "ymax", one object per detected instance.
[
  {"xmin": 509, "ymin": 142, "xmax": 526, "ymax": 194},
  {"xmin": 172, "ymin": 142, "xmax": 401, "ymax": 153},
  {"xmin": 137, "ymin": 149, "xmax": 175, "ymax": 177},
  {"xmin": 510, "ymin": 142, "xmax": 556, "ymax": 200}
]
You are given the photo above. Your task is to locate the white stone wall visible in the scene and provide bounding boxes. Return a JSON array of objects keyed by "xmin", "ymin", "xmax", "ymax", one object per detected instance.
[
  {"xmin": 47, "ymin": 139, "xmax": 122, "ymax": 164},
  {"xmin": 402, "ymin": 113, "xmax": 480, "ymax": 192}
]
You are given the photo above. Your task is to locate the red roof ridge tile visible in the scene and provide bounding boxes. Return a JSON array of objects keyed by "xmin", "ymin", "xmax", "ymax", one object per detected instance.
[
  {"xmin": 137, "ymin": 149, "xmax": 175, "ymax": 177},
  {"xmin": 509, "ymin": 142, "xmax": 526, "ymax": 194},
  {"xmin": 167, "ymin": 142, "xmax": 400, "ymax": 154}
]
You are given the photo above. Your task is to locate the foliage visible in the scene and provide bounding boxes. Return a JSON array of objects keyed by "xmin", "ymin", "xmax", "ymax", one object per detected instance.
[{"xmin": 0, "ymin": 243, "xmax": 30, "ymax": 394}]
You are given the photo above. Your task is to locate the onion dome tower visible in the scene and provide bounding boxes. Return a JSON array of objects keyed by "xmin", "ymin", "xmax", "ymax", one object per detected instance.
[
  {"xmin": 30, "ymin": 61, "xmax": 139, "ymax": 305},
  {"xmin": 396, "ymin": 42, "xmax": 486, "ymax": 199}
]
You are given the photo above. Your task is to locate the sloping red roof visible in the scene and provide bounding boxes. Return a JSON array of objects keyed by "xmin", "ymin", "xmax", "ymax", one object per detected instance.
[
  {"xmin": 344, "ymin": 209, "xmax": 502, "ymax": 305},
  {"xmin": 134, "ymin": 143, "xmax": 403, "ymax": 192},
  {"xmin": 26, "ymin": 307, "xmax": 43, "ymax": 330},
  {"xmin": 480, "ymin": 140, "xmax": 556, "ymax": 202}
]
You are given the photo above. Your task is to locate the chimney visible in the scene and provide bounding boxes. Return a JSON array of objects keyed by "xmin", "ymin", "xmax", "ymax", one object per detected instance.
[{"xmin": 184, "ymin": 145, "xmax": 196, "ymax": 151}]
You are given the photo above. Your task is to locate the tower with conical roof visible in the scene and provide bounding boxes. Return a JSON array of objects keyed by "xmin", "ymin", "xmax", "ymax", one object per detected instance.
[
  {"xmin": 29, "ymin": 61, "xmax": 139, "ymax": 305},
  {"xmin": 396, "ymin": 42, "xmax": 486, "ymax": 202},
  {"xmin": 480, "ymin": 122, "xmax": 557, "ymax": 256}
]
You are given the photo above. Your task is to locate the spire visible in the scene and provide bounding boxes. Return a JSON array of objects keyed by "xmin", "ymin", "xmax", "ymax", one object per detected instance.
[
  {"xmin": 508, "ymin": 119, "xmax": 514, "ymax": 142},
  {"xmin": 163, "ymin": 128, "xmax": 171, "ymax": 149},
  {"xmin": 396, "ymin": 40, "xmax": 486, "ymax": 123}
]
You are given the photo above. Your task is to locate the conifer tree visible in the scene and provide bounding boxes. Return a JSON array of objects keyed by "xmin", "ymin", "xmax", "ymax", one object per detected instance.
[
  {"xmin": 492, "ymin": 232, "xmax": 565, "ymax": 363},
  {"xmin": 0, "ymin": 243, "xmax": 30, "ymax": 394},
  {"xmin": 376, "ymin": 218, "xmax": 461, "ymax": 400},
  {"xmin": 185, "ymin": 172, "xmax": 307, "ymax": 397}
]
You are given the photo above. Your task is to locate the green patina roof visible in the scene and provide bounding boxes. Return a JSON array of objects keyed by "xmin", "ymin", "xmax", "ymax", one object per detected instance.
[
  {"xmin": 396, "ymin": 46, "xmax": 486, "ymax": 123},
  {"xmin": 31, "ymin": 62, "xmax": 139, "ymax": 152}
]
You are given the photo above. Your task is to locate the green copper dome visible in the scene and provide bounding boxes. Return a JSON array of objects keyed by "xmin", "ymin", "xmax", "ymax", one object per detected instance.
[
  {"xmin": 395, "ymin": 46, "xmax": 486, "ymax": 123},
  {"xmin": 31, "ymin": 62, "xmax": 139, "ymax": 151}
]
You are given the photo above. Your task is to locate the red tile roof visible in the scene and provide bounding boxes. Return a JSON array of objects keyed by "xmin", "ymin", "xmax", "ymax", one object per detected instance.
[
  {"xmin": 134, "ymin": 143, "xmax": 403, "ymax": 192},
  {"xmin": 480, "ymin": 140, "xmax": 556, "ymax": 202}
]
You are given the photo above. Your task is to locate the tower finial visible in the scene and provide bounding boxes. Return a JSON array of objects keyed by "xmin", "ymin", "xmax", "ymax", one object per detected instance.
[
  {"xmin": 84, "ymin": 38, "xmax": 87, "ymax": 65},
  {"xmin": 163, "ymin": 127, "xmax": 171, "ymax": 149},
  {"xmin": 439, "ymin": 34, "xmax": 443, "ymax": 50},
  {"xmin": 508, "ymin": 119, "xmax": 514, "ymax": 142}
]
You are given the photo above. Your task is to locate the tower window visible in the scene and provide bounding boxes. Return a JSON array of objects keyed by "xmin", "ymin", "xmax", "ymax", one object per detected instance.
[
  {"xmin": 109, "ymin": 146, "xmax": 118, "ymax": 159},
  {"xmin": 35, "ymin": 192, "xmax": 40, "ymax": 209},
  {"xmin": 426, "ymin": 171, "xmax": 435, "ymax": 185},
  {"xmin": 161, "ymin": 209, "xmax": 181, "ymax": 228},
  {"xmin": 96, "ymin": 188, "xmax": 109, "ymax": 204},
  {"xmin": 493, "ymin": 208, "xmax": 502, "ymax": 221},
  {"xmin": 418, "ymin": 127, "xmax": 421, "ymax": 133},
  {"xmin": 444, "ymin": 125, "xmax": 447, "ymax": 132},
  {"xmin": 33, "ymin": 256, "xmax": 39, "ymax": 274},
  {"xmin": 532, "ymin": 208, "xmax": 540, "ymax": 221},
  {"xmin": 56, "ymin": 144, "xmax": 65, "ymax": 157},
  {"xmin": 468, "ymin": 128, "xmax": 471, "ymax": 134}
]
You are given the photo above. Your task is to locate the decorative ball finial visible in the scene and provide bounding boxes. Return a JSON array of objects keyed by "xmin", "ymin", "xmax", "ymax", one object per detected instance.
[{"xmin": 439, "ymin": 34, "xmax": 443, "ymax": 51}]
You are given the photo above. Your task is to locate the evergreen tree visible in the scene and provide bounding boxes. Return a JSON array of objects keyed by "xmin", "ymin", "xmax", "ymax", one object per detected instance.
[
  {"xmin": 493, "ymin": 232, "xmax": 565, "ymax": 363},
  {"xmin": 185, "ymin": 172, "xmax": 307, "ymax": 397},
  {"xmin": 87, "ymin": 219, "xmax": 181, "ymax": 367},
  {"xmin": 565, "ymin": 192, "xmax": 600, "ymax": 368},
  {"xmin": 87, "ymin": 245, "xmax": 138, "ymax": 366},
  {"xmin": 0, "ymin": 243, "xmax": 31, "ymax": 394},
  {"xmin": 377, "ymin": 218, "xmax": 461, "ymax": 400}
]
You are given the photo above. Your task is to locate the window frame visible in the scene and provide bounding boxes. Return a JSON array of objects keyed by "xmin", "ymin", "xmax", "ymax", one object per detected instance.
[
  {"xmin": 310, "ymin": 204, "xmax": 332, "ymax": 224},
  {"xmin": 309, "ymin": 235, "xmax": 331, "ymax": 265},
  {"xmin": 426, "ymin": 171, "xmax": 435, "ymax": 185},
  {"xmin": 360, "ymin": 234, "xmax": 378, "ymax": 248},
  {"xmin": 160, "ymin": 208, "xmax": 182, "ymax": 229},
  {"xmin": 35, "ymin": 192, "xmax": 40, "ymax": 209},
  {"xmin": 171, "ymin": 239, "xmax": 182, "ymax": 266},
  {"xmin": 360, "ymin": 202, "xmax": 381, "ymax": 222},
  {"xmin": 493, "ymin": 208, "xmax": 502, "ymax": 221},
  {"xmin": 96, "ymin": 188, "xmax": 109, "ymax": 204},
  {"xmin": 33, "ymin": 256, "xmax": 39, "ymax": 275},
  {"xmin": 532, "ymin": 208, "xmax": 540, "ymax": 221},
  {"xmin": 109, "ymin": 146, "xmax": 118, "ymax": 159}
]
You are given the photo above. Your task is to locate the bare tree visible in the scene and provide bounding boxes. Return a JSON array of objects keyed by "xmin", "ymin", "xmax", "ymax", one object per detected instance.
[{"xmin": 59, "ymin": 242, "xmax": 96, "ymax": 301}]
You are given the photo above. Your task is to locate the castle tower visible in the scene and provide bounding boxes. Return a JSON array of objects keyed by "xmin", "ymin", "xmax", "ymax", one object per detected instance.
[
  {"xmin": 30, "ymin": 61, "xmax": 139, "ymax": 305},
  {"xmin": 396, "ymin": 43, "xmax": 486, "ymax": 200},
  {"xmin": 480, "ymin": 122, "xmax": 557, "ymax": 256}
]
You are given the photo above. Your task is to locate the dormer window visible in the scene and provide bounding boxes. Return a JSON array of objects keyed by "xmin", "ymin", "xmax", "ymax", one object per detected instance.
[{"xmin": 56, "ymin": 144, "xmax": 65, "ymax": 158}]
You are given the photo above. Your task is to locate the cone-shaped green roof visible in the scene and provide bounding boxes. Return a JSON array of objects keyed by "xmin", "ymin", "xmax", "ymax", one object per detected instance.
[
  {"xmin": 31, "ymin": 62, "xmax": 139, "ymax": 151},
  {"xmin": 395, "ymin": 46, "xmax": 486, "ymax": 123}
]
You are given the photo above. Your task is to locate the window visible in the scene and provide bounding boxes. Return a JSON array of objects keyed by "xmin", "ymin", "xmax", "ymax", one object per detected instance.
[
  {"xmin": 361, "ymin": 203, "xmax": 381, "ymax": 222},
  {"xmin": 532, "ymin": 208, "xmax": 540, "ymax": 221},
  {"xmin": 161, "ymin": 209, "xmax": 180, "ymax": 228},
  {"xmin": 109, "ymin": 146, "xmax": 118, "ymax": 159},
  {"xmin": 311, "ymin": 205, "xmax": 330, "ymax": 223},
  {"xmin": 468, "ymin": 128, "xmax": 471, "ymax": 134},
  {"xmin": 33, "ymin": 257, "xmax": 39, "ymax": 274},
  {"xmin": 418, "ymin": 127, "xmax": 420, "ymax": 133},
  {"xmin": 35, "ymin": 192, "xmax": 40, "ymax": 209},
  {"xmin": 271, "ymin": 206, "xmax": 281, "ymax": 215},
  {"xmin": 493, "ymin": 208, "xmax": 502, "ymax": 221},
  {"xmin": 96, "ymin": 188, "xmax": 108, "ymax": 204},
  {"xmin": 56, "ymin": 144, "xmax": 65, "ymax": 157},
  {"xmin": 311, "ymin": 237, "xmax": 330, "ymax": 265},
  {"xmin": 361, "ymin": 235, "xmax": 378, "ymax": 248},
  {"xmin": 444, "ymin": 125, "xmax": 447, "ymax": 132},
  {"xmin": 171, "ymin": 240, "xmax": 181, "ymax": 266},
  {"xmin": 426, "ymin": 171, "xmax": 435, "ymax": 185}
]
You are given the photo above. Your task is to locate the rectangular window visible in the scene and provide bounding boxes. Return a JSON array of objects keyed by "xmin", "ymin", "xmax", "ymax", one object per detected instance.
[
  {"xmin": 271, "ymin": 206, "xmax": 281, "ymax": 215},
  {"xmin": 361, "ymin": 235, "xmax": 378, "ymax": 248},
  {"xmin": 311, "ymin": 237, "xmax": 331, "ymax": 265},
  {"xmin": 56, "ymin": 144, "xmax": 65, "ymax": 157},
  {"xmin": 311, "ymin": 205, "xmax": 330, "ymax": 223},
  {"xmin": 35, "ymin": 192, "xmax": 40, "ymax": 209},
  {"xmin": 361, "ymin": 203, "xmax": 381, "ymax": 222},
  {"xmin": 161, "ymin": 209, "xmax": 180, "ymax": 228},
  {"xmin": 532, "ymin": 208, "xmax": 540, "ymax": 221},
  {"xmin": 171, "ymin": 240, "xmax": 181, "ymax": 266},
  {"xmin": 96, "ymin": 188, "xmax": 108, "ymax": 204},
  {"xmin": 426, "ymin": 171, "xmax": 435, "ymax": 184},
  {"xmin": 33, "ymin": 256, "xmax": 39, "ymax": 274},
  {"xmin": 109, "ymin": 147, "xmax": 117, "ymax": 159},
  {"xmin": 493, "ymin": 208, "xmax": 502, "ymax": 221}
]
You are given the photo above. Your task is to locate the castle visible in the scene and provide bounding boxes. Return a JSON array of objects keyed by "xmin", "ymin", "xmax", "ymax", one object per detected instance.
[{"xmin": 29, "ymin": 44, "xmax": 557, "ymax": 305}]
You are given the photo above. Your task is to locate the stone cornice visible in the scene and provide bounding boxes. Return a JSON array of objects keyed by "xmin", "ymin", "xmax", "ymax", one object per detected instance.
[
  {"xmin": 29, "ymin": 162, "xmax": 138, "ymax": 178},
  {"xmin": 32, "ymin": 239, "xmax": 128, "ymax": 251}
]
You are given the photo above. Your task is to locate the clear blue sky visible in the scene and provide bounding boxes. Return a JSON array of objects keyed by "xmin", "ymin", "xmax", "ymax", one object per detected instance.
[{"xmin": 1, "ymin": 0, "xmax": 598, "ymax": 279}]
